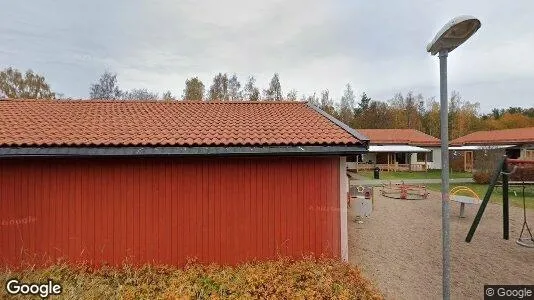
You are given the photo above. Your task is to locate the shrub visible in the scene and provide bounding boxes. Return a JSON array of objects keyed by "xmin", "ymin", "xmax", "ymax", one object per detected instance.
[
  {"xmin": 0, "ymin": 258, "xmax": 383, "ymax": 299},
  {"xmin": 473, "ymin": 171, "xmax": 491, "ymax": 184}
]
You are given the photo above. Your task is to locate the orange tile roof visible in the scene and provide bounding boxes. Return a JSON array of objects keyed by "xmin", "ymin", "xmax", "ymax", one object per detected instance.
[
  {"xmin": 356, "ymin": 129, "xmax": 441, "ymax": 146},
  {"xmin": 0, "ymin": 100, "xmax": 364, "ymax": 147},
  {"xmin": 450, "ymin": 127, "xmax": 534, "ymax": 146}
]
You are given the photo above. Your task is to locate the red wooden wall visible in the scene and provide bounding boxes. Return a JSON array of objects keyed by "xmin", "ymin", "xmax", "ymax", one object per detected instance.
[{"xmin": 0, "ymin": 156, "xmax": 341, "ymax": 267}]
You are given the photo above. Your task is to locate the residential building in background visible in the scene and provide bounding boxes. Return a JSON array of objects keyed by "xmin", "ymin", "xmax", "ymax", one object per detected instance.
[{"xmin": 348, "ymin": 129, "xmax": 441, "ymax": 171}]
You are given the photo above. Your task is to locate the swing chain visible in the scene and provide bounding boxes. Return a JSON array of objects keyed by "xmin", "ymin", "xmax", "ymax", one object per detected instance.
[{"xmin": 516, "ymin": 164, "xmax": 534, "ymax": 248}]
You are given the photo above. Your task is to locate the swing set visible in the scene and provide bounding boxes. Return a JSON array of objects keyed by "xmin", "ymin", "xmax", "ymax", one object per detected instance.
[{"xmin": 466, "ymin": 156, "xmax": 534, "ymax": 248}]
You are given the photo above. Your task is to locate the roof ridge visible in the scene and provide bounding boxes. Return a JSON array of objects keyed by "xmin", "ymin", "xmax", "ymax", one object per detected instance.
[
  {"xmin": 452, "ymin": 127, "xmax": 534, "ymax": 140},
  {"xmin": 1, "ymin": 99, "xmax": 307, "ymax": 105},
  {"xmin": 462, "ymin": 127, "xmax": 534, "ymax": 134},
  {"xmin": 482, "ymin": 126, "xmax": 534, "ymax": 132},
  {"xmin": 358, "ymin": 128, "xmax": 440, "ymax": 138},
  {"xmin": 358, "ymin": 128, "xmax": 433, "ymax": 132}
]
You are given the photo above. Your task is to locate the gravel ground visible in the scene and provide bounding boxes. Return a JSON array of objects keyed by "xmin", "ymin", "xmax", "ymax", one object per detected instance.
[{"xmin": 348, "ymin": 189, "xmax": 534, "ymax": 300}]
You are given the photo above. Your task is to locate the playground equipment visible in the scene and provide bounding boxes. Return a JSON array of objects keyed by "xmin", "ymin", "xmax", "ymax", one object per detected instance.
[
  {"xmin": 450, "ymin": 186, "xmax": 481, "ymax": 218},
  {"xmin": 466, "ymin": 156, "xmax": 534, "ymax": 248},
  {"xmin": 517, "ymin": 179, "xmax": 533, "ymax": 248},
  {"xmin": 349, "ymin": 185, "xmax": 373, "ymax": 219},
  {"xmin": 381, "ymin": 181, "xmax": 429, "ymax": 200}
]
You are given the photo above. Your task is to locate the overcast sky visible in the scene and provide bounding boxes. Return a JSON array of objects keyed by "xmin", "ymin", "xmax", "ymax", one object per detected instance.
[{"xmin": 1, "ymin": 1, "xmax": 533, "ymax": 112}]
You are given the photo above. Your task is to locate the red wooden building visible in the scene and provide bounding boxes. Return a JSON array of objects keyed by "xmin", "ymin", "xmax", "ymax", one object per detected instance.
[{"xmin": 0, "ymin": 100, "xmax": 368, "ymax": 267}]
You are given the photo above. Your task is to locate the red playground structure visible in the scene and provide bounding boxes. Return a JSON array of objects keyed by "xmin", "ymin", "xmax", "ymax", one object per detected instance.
[{"xmin": 381, "ymin": 181, "xmax": 429, "ymax": 200}]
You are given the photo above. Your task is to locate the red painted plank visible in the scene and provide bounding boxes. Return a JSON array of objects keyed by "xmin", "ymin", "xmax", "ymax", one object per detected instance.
[
  {"xmin": 336, "ymin": 157, "xmax": 341, "ymax": 257},
  {"xmin": 195, "ymin": 160, "xmax": 201, "ymax": 262},
  {"xmin": 250, "ymin": 161, "xmax": 258, "ymax": 259},
  {"xmin": 201, "ymin": 160, "xmax": 209, "ymax": 263},
  {"xmin": 77, "ymin": 163, "xmax": 83, "ymax": 262},
  {"xmin": 67, "ymin": 164, "xmax": 75, "ymax": 262},
  {"xmin": 124, "ymin": 163, "xmax": 132, "ymax": 263},
  {"xmin": 206, "ymin": 160, "xmax": 214, "ymax": 263},
  {"xmin": 139, "ymin": 160, "xmax": 147, "ymax": 264},
  {"xmin": 1, "ymin": 163, "xmax": 10, "ymax": 265},
  {"xmin": 294, "ymin": 159, "xmax": 299, "ymax": 257},
  {"xmin": 0, "ymin": 156, "xmax": 341, "ymax": 267},
  {"xmin": 0, "ymin": 164, "xmax": 6, "ymax": 266},
  {"xmin": 114, "ymin": 165, "xmax": 121, "ymax": 265},
  {"xmin": 319, "ymin": 158, "xmax": 327, "ymax": 254},
  {"xmin": 49, "ymin": 163, "xmax": 58, "ymax": 262},
  {"xmin": 132, "ymin": 162, "xmax": 140, "ymax": 264},
  {"xmin": 263, "ymin": 160, "xmax": 270, "ymax": 259},
  {"xmin": 177, "ymin": 161, "xmax": 184, "ymax": 263},
  {"xmin": 246, "ymin": 161, "xmax": 252, "ymax": 260}
]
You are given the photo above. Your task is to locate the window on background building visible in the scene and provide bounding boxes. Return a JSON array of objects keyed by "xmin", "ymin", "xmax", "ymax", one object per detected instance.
[
  {"xmin": 395, "ymin": 153, "xmax": 406, "ymax": 164},
  {"xmin": 505, "ymin": 148, "xmax": 521, "ymax": 159},
  {"xmin": 417, "ymin": 152, "xmax": 433, "ymax": 162},
  {"xmin": 346, "ymin": 155, "xmax": 364, "ymax": 162}
]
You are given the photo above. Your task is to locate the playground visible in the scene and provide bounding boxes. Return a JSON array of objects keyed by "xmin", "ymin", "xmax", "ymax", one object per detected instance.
[{"xmin": 348, "ymin": 173, "xmax": 534, "ymax": 299}]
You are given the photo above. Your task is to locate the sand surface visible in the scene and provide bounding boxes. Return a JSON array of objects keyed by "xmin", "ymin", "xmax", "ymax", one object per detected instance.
[{"xmin": 348, "ymin": 190, "xmax": 534, "ymax": 300}]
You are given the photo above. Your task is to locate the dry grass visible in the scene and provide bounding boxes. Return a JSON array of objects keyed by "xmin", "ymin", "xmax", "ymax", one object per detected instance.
[{"xmin": 0, "ymin": 258, "xmax": 382, "ymax": 299}]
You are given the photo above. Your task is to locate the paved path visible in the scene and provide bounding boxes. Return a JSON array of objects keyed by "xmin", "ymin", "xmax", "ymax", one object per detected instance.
[{"xmin": 350, "ymin": 177, "xmax": 474, "ymax": 186}]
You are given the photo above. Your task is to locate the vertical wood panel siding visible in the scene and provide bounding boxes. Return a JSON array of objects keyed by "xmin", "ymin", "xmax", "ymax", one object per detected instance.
[{"xmin": 0, "ymin": 156, "xmax": 340, "ymax": 267}]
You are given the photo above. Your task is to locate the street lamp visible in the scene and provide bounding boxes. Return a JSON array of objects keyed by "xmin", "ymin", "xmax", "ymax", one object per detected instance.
[{"xmin": 427, "ymin": 16, "xmax": 481, "ymax": 300}]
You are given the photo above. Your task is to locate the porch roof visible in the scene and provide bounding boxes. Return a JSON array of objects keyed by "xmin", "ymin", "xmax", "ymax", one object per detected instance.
[
  {"xmin": 449, "ymin": 145, "xmax": 516, "ymax": 151},
  {"xmin": 368, "ymin": 145, "xmax": 431, "ymax": 153}
]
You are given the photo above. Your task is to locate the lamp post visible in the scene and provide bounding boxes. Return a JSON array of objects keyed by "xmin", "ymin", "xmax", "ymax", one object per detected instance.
[{"xmin": 427, "ymin": 16, "xmax": 481, "ymax": 300}]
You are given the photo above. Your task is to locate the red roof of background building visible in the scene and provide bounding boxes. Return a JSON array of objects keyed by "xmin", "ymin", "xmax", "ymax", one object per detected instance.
[
  {"xmin": 0, "ymin": 100, "xmax": 364, "ymax": 147},
  {"xmin": 357, "ymin": 129, "xmax": 441, "ymax": 146},
  {"xmin": 450, "ymin": 127, "xmax": 534, "ymax": 146}
]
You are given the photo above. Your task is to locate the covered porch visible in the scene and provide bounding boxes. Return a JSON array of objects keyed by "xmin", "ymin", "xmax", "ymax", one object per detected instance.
[
  {"xmin": 449, "ymin": 145, "xmax": 518, "ymax": 173},
  {"xmin": 348, "ymin": 145, "xmax": 432, "ymax": 172}
]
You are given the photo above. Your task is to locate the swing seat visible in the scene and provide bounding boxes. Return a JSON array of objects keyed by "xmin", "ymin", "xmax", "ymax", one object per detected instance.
[
  {"xmin": 517, "ymin": 220, "xmax": 534, "ymax": 248},
  {"xmin": 516, "ymin": 238, "xmax": 534, "ymax": 248}
]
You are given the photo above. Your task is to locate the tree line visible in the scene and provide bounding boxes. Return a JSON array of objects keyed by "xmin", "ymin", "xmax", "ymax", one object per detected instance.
[
  {"xmin": 1, "ymin": 67, "xmax": 533, "ymax": 140},
  {"xmin": 88, "ymin": 71, "xmax": 286, "ymax": 102}
]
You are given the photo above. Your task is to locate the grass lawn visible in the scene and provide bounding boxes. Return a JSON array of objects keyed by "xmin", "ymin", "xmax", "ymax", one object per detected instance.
[
  {"xmin": 358, "ymin": 169, "xmax": 472, "ymax": 180},
  {"xmin": 426, "ymin": 183, "xmax": 534, "ymax": 210}
]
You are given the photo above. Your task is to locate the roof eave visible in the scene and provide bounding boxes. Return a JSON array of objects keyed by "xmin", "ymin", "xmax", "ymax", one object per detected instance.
[{"xmin": 0, "ymin": 145, "xmax": 368, "ymax": 158}]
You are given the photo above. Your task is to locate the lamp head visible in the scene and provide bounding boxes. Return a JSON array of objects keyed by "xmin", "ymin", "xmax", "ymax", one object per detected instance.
[{"xmin": 427, "ymin": 16, "xmax": 481, "ymax": 55}]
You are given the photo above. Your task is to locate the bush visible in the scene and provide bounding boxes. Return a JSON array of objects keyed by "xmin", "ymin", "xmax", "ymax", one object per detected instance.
[
  {"xmin": 0, "ymin": 258, "xmax": 383, "ymax": 299},
  {"xmin": 473, "ymin": 171, "xmax": 491, "ymax": 184}
]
